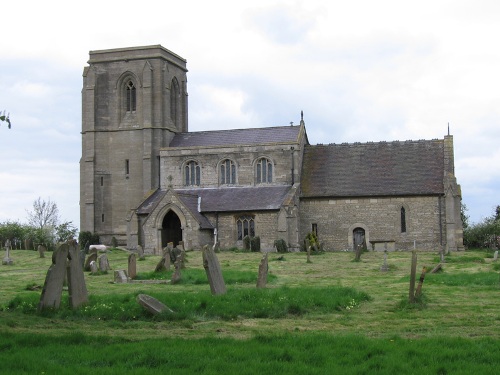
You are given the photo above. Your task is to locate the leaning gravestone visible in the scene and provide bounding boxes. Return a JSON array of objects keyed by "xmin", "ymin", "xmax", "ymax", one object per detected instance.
[
  {"xmin": 154, "ymin": 254, "xmax": 169, "ymax": 272},
  {"xmin": 137, "ymin": 294, "xmax": 173, "ymax": 315},
  {"xmin": 202, "ymin": 245, "xmax": 226, "ymax": 295},
  {"xmin": 38, "ymin": 244, "xmax": 69, "ymax": 311},
  {"xmin": 128, "ymin": 253, "xmax": 137, "ymax": 279},
  {"xmin": 89, "ymin": 260, "xmax": 98, "ymax": 274},
  {"xmin": 98, "ymin": 254, "xmax": 111, "ymax": 272},
  {"xmin": 114, "ymin": 270, "xmax": 128, "ymax": 283},
  {"xmin": 84, "ymin": 253, "xmax": 98, "ymax": 271},
  {"xmin": 66, "ymin": 241, "xmax": 89, "ymax": 309},
  {"xmin": 38, "ymin": 245, "xmax": 47, "ymax": 258},
  {"xmin": 256, "ymin": 253, "xmax": 268, "ymax": 288}
]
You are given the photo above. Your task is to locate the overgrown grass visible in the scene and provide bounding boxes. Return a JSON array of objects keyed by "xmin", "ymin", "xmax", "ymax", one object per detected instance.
[
  {"xmin": 425, "ymin": 272, "xmax": 499, "ymax": 287},
  {"xmin": 1, "ymin": 331, "xmax": 499, "ymax": 374},
  {"xmin": 4, "ymin": 285, "xmax": 371, "ymax": 321}
]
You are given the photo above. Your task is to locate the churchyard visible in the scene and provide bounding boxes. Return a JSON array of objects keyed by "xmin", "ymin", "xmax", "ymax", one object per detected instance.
[{"xmin": 0, "ymin": 246, "xmax": 499, "ymax": 374}]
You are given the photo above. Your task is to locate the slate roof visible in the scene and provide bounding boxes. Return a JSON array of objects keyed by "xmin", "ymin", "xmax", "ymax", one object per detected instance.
[
  {"xmin": 301, "ymin": 140, "xmax": 445, "ymax": 198},
  {"xmin": 176, "ymin": 186, "xmax": 293, "ymax": 212},
  {"xmin": 169, "ymin": 125, "xmax": 302, "ymax": 148}
]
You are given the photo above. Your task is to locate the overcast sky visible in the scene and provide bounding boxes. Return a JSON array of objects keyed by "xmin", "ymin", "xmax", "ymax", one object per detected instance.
[{"xmin": 1, "ymin": 0, "xmax": 499, "ymax": 228}]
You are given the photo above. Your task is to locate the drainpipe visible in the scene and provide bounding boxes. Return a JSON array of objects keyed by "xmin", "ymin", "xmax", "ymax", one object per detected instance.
[{"xmin": 291, "ymin": 146, "xmax": 295, "ymax": 185}]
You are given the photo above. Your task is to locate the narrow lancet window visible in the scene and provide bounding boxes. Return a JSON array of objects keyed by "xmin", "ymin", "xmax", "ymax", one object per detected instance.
[
  {"xmin": 401, "ymin": 207, "xmax": 407, "ymax": 233},
  {"xmin": 126, "ymin": 80, "xmax": 136, "ymax": 112}
]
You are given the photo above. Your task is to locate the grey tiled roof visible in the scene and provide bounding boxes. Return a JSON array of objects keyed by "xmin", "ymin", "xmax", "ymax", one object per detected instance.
[
  {"xmin": 169, "ymin": 125, "xmax": 301, "ymax": 148},
  {"xmin": 176, "ymin": 186, "xmax": 293, "ymax": 212},
  {"xmin": 301, "ymin": 140, "xmax": 445, "ymax": 197}
]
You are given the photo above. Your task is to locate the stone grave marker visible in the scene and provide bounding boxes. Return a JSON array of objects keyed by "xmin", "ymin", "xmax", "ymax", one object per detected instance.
[
  {"xmin": 114, "ymin": 270, "xmax": 128, "ymax": 283},
  {"xmin": 128, "ymin": 253, "xmax": 137, "ymax": 279},
  {"xmin": 256, "ymin": 253, "xmax": 268, "ymax": 288},
  {"xmin": 171, "ymin": 256, "xmax": 182, "ymax": 284},
  {"xmin": 137, "ymin": 294, "xmax": 173, "ymax": 315},
  {"xmin": 177, "ymin": 241, "xmax": 185, "ymax": 251},
  {"xmin": 89, "ymin": 260, "xmax": 98, "ymax": 274},
  {"xmin": 38, "ymin": 244, "xmax": 47, "ymax": 258},
  {"xmin": 2, "ymin": 239, "xmax": 13, "ymax": 265},
  {"xmin": 66, "ymin": 241, "xmax": 89, "ymax": 309},
  {"xmin": 306, "ymin": 245, "xmax": 312, "ymax": 263},
  {"xmin": 38, "ymin": 244, "xmax": 69, "ymax": 311},
  {"xmin": 84, "ymin": 252, "xmax": 98, "ymax": 271},
  {"xmin": 154, "ymin": 254, "xmax": 168, "ymax": 272},
  {"xmin": 98, "ymin": 254, "xmax": 111, "ymax": 272},
  {"xmin": 202, "ymin": 245, "xmax": 226, "ymax": 295},
  {"xmin": 380, "ymin": 251, "xmax": 389, "ymax": 272},
  {"xmin": 494, "ymin": 250, "xmax": 498, "ymax": 261}
]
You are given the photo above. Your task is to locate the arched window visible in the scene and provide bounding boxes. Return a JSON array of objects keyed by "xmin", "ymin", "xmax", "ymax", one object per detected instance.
[
  {"xmin": 401, "ymin": 207, "xmax": 407, "ymax": 233},
  {"xmin": 237, "ymin": 215, "xmax": 255, "ymax": 240},
  {"xmin": 170, "ymin": 77, "xmax": 180, "ymax": 126},
  {"xmin": 185, "ymin": 161, "xmax": 200, "ymax": 186},
  {"xmin": 126, "ymin": 80, "xmax": 136, "ymax": 112},
  {"xmin": 256, "ymin": 157, "xmax": 272, "ymax": 184},
  {"xmin": 220, "ymin": 159, "xmax": 236, "ymax": 185}
]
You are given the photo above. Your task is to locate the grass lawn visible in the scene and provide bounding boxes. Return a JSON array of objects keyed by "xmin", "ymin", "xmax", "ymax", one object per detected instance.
[{"xmin": 1, "ymin": 247, "xmax": 499, "ymax": 374}]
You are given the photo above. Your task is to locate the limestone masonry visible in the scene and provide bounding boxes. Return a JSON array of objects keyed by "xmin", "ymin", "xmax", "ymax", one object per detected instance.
[{"xmin": 80, "ymin": 45, "xmax": 464, "ymax": 254}]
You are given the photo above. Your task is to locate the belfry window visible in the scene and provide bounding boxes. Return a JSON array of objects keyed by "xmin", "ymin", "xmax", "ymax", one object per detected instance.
[
  {"xmin": 126, "ymin": 80, "xmax": 136, "ymax": 112},
  {"xmin": 220, "ymin": 159, "xmax": 236, "ymax": 185},
  {"xmin": 185, "ymin": 161, "xmax": 200, "ymax": 186},
  {"xmin": 237, "ymin": 215, "xmax": 255, "ymax": 240},
  {"xmin": 256, "ymin": 158, "xmax": 272, "ymax": 184},
  {"xmin": 401, "ymin": 207, "xmax": 407, "ymax": 233}
]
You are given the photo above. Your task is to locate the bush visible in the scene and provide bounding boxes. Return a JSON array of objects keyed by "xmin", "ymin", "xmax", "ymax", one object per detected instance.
[
  {"xmin": 78, "ymin": 231, "xmax": 100, "ymax": 250},
  {"xmin": 243, "ymin": 236, "xmax": 261, "ymax": 252},
  {"xmin": 274, "ymin": 239, "xmax": 288, "ymax": 253}
]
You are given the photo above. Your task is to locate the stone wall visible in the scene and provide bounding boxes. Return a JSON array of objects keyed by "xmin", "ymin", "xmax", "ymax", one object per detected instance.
[{"xmin": 299, "ymin": 196, "xmax": 445, "ymax": 251}]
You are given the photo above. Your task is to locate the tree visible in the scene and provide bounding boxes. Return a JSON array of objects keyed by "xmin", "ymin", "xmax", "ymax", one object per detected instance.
[
  {"xmin": 461, "ymin": 202, "xmax": 470, "ymax": 229},
  {"xmin": 0, "ymin": 110, "xmax": 11, "ymax": 129},
  {"xmin": 27, "ymin": 197, "xmax": 59, "ymax": 230},
  {"xmin": 55, "ymin": 221, "xmax": 78, "ymax": 242}
]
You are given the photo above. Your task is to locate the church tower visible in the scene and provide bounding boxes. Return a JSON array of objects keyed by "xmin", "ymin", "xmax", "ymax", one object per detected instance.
[{"xmin": 80, "ymin": 45, "xmax": 188, "ymax": 245}]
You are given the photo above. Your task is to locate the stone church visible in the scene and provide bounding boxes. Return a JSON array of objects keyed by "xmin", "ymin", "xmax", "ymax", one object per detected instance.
[{"xmin": 80, "ymin": 45, "xmax": 464, "ymax": 254}]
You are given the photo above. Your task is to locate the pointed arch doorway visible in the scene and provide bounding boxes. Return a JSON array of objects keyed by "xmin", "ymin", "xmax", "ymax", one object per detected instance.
[{"xmin": 162, "ymin": 210, "xmax": 182, "ymax": 248}]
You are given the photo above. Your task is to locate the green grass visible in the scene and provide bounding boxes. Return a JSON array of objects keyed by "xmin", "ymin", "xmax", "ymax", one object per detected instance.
[{"xmin": 1, "ymin": 248, "xmax": 500, "ymax": 373}]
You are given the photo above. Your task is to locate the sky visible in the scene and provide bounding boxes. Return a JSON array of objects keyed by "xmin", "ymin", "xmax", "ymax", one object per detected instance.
[{"xmin": 1, "ymin": 0, "xmax": 499, "ymax": 229}]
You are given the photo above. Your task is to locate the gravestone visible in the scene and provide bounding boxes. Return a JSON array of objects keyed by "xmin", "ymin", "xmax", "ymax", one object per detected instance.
[
  {"xmin": 306, "ymin": 246, "xmax": 312, "ymax": 263},
  {"xmin": 137, "ymin": 245, "xmax": 145, "ymax": 260},
  {"xmin": 128, "ymin": 253, "xmax": 137, "ymax": 279},
  {"xmin": 162, "ymin": 246, "xmax": 172, "ymax": 270},
  {"xmin": 98, "ymin": 254, "xmax": 111, "ymax": 272},
  {"xmin": 380, "ymin": 251, "xmax": 389, "ymax": 272},
  {"xmin": 256, "ymin": 253, "xmax": 268, "ymax": 288},
  {"xmin": 2, "ymin": 239, "xmax": 13, "ymax": 265},
  {"xmin": 38, "ymin": 245, "xmax": 47, "ymax": 258},
  {"xmin": 171, "ymin": 256, "xmax": 182, "ymax": 284},
  {"xmin": 114, "ymin": 270, "xmax": 128, "ymax": 283},
  {"xmin": 89, "ymin": 260, "xmax": 98, "ymax": 274},
  {"xmin": 137, "ymin": 294, "xmax": 173, "ymax": 315},
  {"xmin": 354, "ymin": 244, "xmax": 363, "ymax": 261},
  {"xmin": 38, "ymin": 244, "xmax": 69, "ymax": 311},
  {"xmin": 154, "ymin": 255, "xmax": 168, "ymax": 272},
  {"xmin": 494, "ymin": 250, "xmax": 498, "ymax": 261},
  {"xmin": 177, "ymin": 241, "xmax": 185, "ymax": 251},
  {"xmin": 66, "ymin": 241, "xmax": 89, "ymax": 309},
  {"xmin": 84, "ymin": 253, "xmax": 98, "ymax": 271},
  {"xmin": 202, "ymin": 245, "xmax": 226, "ymax": 295}
]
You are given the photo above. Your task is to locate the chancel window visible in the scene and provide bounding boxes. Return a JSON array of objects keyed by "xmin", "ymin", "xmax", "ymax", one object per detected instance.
[
  {"xmin": 256, "ymin": 158, "xmax": 272, "ymax": 184},
  {"xmin": 237, "ymin": 215, "xmax": 255, "ymax": 240},
  {"xmin": 126, "ymin": 80, "xmax": 136, "ymax": 112},
  {"xmin": 401, "ymin": 207, "xmax": 407, "ymax": 233},
  {"xmin": 220, "ymin": 159, "xmax": 236, "ymax": 185},
  {"xmin": 185, "ymin": 161, "xmax": 200, "ymax": 186}
]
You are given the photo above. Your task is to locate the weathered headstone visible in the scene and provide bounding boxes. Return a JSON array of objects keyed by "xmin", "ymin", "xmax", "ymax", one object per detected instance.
[
  {"xmin": 89, "ymin": 260, "xmax": 98, "ymax": 274},
  {"xmin": 38, "ymin": 244, "xmax": 47, "ymax": 258},
  {"xmin": 66, "ymin": 241, "xmax": 89, "ymax": 309},
  {"xmin": 202, "ymin": 245, "xmax": 226, "ymax": 295},
  {"xmin": 84, "ymin": 252, "xmax": 98, "ymax": 271},
  {"xmin": 154, "ymin": 255, "xmax": 168, "ymax": 272},
  {"xmin": 494, "ymin": 250, "xmax": 499, "ymax": 261},
  {"xmin": 128, "ymin": 253, "xmax": 137, "ymax": 279},
  {"xmin": 354, "ymin": 244, "xmax": 363, "ymax": 262},
  {"xmin": 171, "ymin": 256, "xmax": 182, "ymax": 284},
  {"xmin": 380, "ymin": 251, "xmax": 389, "ymax": 272},
  {"xmin": 137, "ymin": 294, "xmax": 173, "ymax": 315},
  {"xmin": 162, "ymin": 246, "xmax": 172, "ymax": 270},
  {"xmin": 306, "ymin": 246, "xmax": 312, "ymax": 263},
  {"xmin": 38, "ymin": 244, "xmax": 69, "ymax": 311},
  {"xmin": 98, "ymin": 254, "xmax": 111, "ymax": 272},
  {"xmin": 409, "ymin": 250, "xmax": 418, "ymax": 303},
  {"xmin": 177, "ymin": 241, "xmax": 185, "ymax": 251},
  {"xmin": 2, "ymin": 239, "xmax": 13, "ymax": 265},
  {"xmin": 256, "ymin": 253, "xmax": 268, "ymax": 288},
  {"xmin": 430, "ymin": 263, "xmax": 443, "ymax": 273},
  {"xmin": 114, "ymin": 269, "xmax": 128, "ymax": 283}
]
